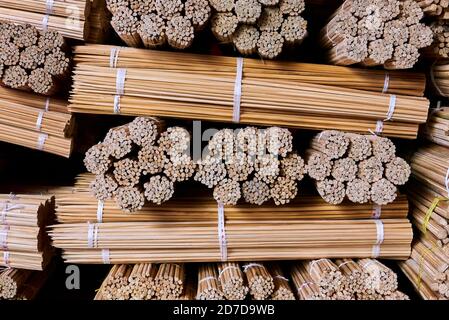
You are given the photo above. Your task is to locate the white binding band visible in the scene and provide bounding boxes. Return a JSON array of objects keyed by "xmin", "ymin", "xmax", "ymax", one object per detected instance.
[
  {"xmin": 87, "ymin": 223, "xmax": 99, "ymax": 248},
  {"xmin": 36, "ymin": 111, "xmax": 45, "ymax": 131},
  {"xmin": 198, "ymin": 276, "xmax": 217, "ymax": 284},
  {"xmin": 37, "ymin": 133, "xmax": 48, "ymax": 150},
  {"xmin": 297, "ymin": 282, "xmax": 315, "ymax": 293},
  {"xmin": 243, "ymin": 263, "xmax": 263, "ymax": 272},
  {"xmin": 113, "ymin": 95, "xmax": 121, "ymax": 114},
  {"xmin": 372, "ymin": 204, "xmax": 382, "ymax": 219},
  {"xmin": 375, "ymin": 120, "xmax": 383, "ymax": 135},
  {"xmin": 0, "ymin": 225, "xmax": 9, "ymax": 250},
  {"xmin": 45, "ymin": 0, "xmax": 54, "ymax": 14},
  {"xmin": 309, "ymin": 258, "xmax": 327, "ymax": 273},
  {"xmin": 362, "ymin": 260, "xmax": 377, "ymax": 270},
  {"xmin": 44, "ymin": 97, "xmax": 50, "ymax": 111},
  {"xmin": 97, "ymin": 200, "xmax": 104, "ymax": 223},
  {"xmin": 3, "ymin": 251, "xmax": 10, "ymax": 267},
  {"xmin": 218, "ymin": 265, "xmax": 240, "ymax": 278},
  {"xmin": 382, "ymin": 72, "xmax": 390, "ymax": 94},
  {"xmin": 371, "ymin": 220, "xmax": 384, "ymax": 258},
  {"xmin": 385, "ymin": 95, "xmax": 396, "ymax": 121},
  {"xmin": 274, "ymin": 275, "xmax": 289, "ymax": 282},
  {"xmin": 337, "ymin": 260, "xmax": 353, "ymax": 269},
  {"xmin": 445, "ymin": 168, "xmax": 449, "ymax": 198},
  {"xmin": 116, "ymin": 68, "xmax": 126, "ymax": 95},
  {"xmin": 1, "ymin": 203, "xmax": 24, "ymax": 224},
  {"xmin": 101, "ymin": 249, "xmax": 110, "ymax": 264},
  {"xmin": 42, "ymin": 14, "xmax": 49, "ymax": 31},
  {"xmin": 430, "ymin": 65, "xmax": 446, "ymax": 97},
  {"xmin": 232, "ymin": 57, "xmax": 243, "ymax": 123},
  {"xmin": 217, "ymin": 203, "xmax": 228, "ymax": 261},
  {"xmin": 109, "ymin": 47, "xmax": 120, "ymax": 68}
]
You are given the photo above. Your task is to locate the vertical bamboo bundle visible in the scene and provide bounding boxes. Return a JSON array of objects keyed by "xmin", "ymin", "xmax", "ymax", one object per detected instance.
[
  {"xmin": 268, "ymin": 263, "xmax": 295, "ymax": 300},
  {"xmin": 217, "ymin": 262, "xmax": 248, "ymax": 300},
  {"xmin": 290, "ymin": 263, "xmax": 324, "ymax": 300},
  {"xmin": 94, "ymin": 264, "xmax": 133, "ymax": 300},
  {"xmin": 358, "ymin": 258, "xmax": 398, "ymax": 295},
  {"xmin": 243, "ymin": 263, "xmax": 274, "ymax": 300},
  {"xmin": 302, "ymin": 259, "xmax": 347, "ymax": 299},
  {"xmin": 0, "ymin": 268, "xmax": 33, "ymax": 299},
  {"xmin": 322, "ymin": 0, "xmax": 432, "ymax": 69},
  {"xmin": 335, "ymin": 258, "xmax": 368, "ymax": 299},
  {"xmin": 154, "ymin": 263, "xmax": 185, "ymax": 300},
  {"xmin": 128, "ymin": 263, "xmax": 158, "ymax": 300},
  {"xmin": 424, "ymin": 108, "xmax": 449, "ymax": 146},
  {"xmin": 307, "ymin": 131, "xmax": 410, "ymax": 205},
  {"xmin": 196, "ymin": 263, "xmax": 225, "ymax": 300},
  {"xmin": 210, "ymin": 0, "xmax": 307, "ymax": 58}
]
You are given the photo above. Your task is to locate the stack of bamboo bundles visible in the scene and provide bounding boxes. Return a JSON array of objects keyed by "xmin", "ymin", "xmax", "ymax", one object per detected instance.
[
  {"xmin": 430, "ymin": 63, "xmax": 449, "ymax": 96},
  {"xmin": 306, "ymin": 130, "xmax": 411, "ymax": 205},
  {"xmin": 105, "ymin": 0, "xmax": 211, "ymax": 49},
  {"xmin": 0, "ymin": 264, "xmax": 53, "ymax": 300},
  {"xmin": 0, "ymin": 193, "xmax": 54, "ymax": 271},
  {"xmin": 291, "ymin": 258, "xmax": 408, "ymax": 300},
  {"xmin": 0, "ymin": 0, "xmax": 109, "ymax": 41},
  {"xmin": 0, "ymin": 87, "xmax": 74, "ymax": 158},
  {"xmin": 424, "ymin": 108, "xmax": 449, "ymax": 147},
  {"xmin": 399, "ymin": 236, "xmax": 449, "ymax": 300},
  {"xmin": 94, "ymin": 259, "xmax": 409, "ymax": 300},
  {"xmin": 84, "ymin": 117, "xmax": 197, "ymax": 212},
  {"xmin": 0, "ymin": 21, "xmax": 70, "ymax": 95},
  {"xmin": 49, "ymin": 174, "xmax": 413, "ymax": 263},
  {"xmin": 414, "ymin": 0, "xmax": 449, "ymax": 19},
  {"xmin": 194, "ymin": 126, "xmax": 306, "ymax": 205},
  {"xmin": 322, "ymin": 0, "xmax": 433, "ymax": 69},
  {"xmin": 70, "ymin": 45, "xmax": 430, "ymax": 139},
  {"xmin": 209, "ymin": 0, "xmax": 307, "ymax": 59}
]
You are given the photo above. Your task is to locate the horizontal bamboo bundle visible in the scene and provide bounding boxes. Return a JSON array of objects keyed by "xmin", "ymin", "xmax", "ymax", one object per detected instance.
[
  {"xmin": 210, "ymin": 0, "xmax": 307, "ymax": 59},
  {"xmin": 410, "ymin": 143, "xmax": 449, "ymax": 199},
  {"xmin": 0, "ymin": 193, "xmax": 54, "ymax": 271},
  {"xmin": 322, "ymin": 0, "xmax": 433, "ymax": 69},
  {"xmin": 0, "ymin": 0, "xmax": 109, "ymax": 41},
  {"xmin": 0, "ymin": 22, "xmax": 71, "ymax": 95},
  {"xmin": 54, "ymin": 173, "xmax": 409, "ymax": 223},
  {"xmin": 73, "ymin": 44, "xmax": 426, "ymax": 96},
  {"xmin": 84, "ymin": 117, "xmax": 195, "ymax": 212},
  {"xmin": 424, "ymin": 108, "xmax": 449, "ymax": 147},
  {"xmin": 106, "ymin": 0, "xmax": 211, "ymax": 49},
  {"xmin": 307, "ymin": 131, "xmax": 411, "ymax": 205}
]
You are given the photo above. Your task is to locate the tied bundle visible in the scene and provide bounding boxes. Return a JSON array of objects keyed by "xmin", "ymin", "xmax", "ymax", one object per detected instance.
[
  {"xmin": 322, "ymin": 0, "xmax": 433, "ymax": 69},
  {"xmin": 106, "ymin": 0, "xmax": 211, "ymax": 49},
  {"xmin": 210, "ymin": 0, "xmax": 307, "ymax": 59},
  {"xmin": 0, "ymin": 0, "xmax": 110, "ymax": 41},
  {"xmin": 0, "ymin": 21, "xmax": 70, "ymax": 95},
  {"xmin": 194, "ymin": 126, "xmax": 306, "ymax": 205},
  {"xmin": 306, "ymin": 130, "xmax": 411, "ymax": 205},
  {"xmin": 84, "ymin": 117, "xmax": 196, "ymax": 212},
  {"xmin": 0, "ymin": 265, "xmax": 53, "ymax": 300},
  {"xmin": 0, "ymin": 86, "xmax": 74, "ymax": 158},
  {"xmin": 424, "ymin": 21, "xmax": 449, "ymax": 60},
  {"xmin": 424, "ymin": 108, "xmax": 449, "ymax": 146}
]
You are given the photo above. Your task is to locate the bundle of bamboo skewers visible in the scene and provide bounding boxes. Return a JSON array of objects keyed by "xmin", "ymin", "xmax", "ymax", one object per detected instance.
[
  {"xmin": 70, "ymin": 45, "xmax": 430, "ymax": 139},
  {"xmin": 209, "ymin": 0, "xmax": 307, "ymax": 59},
  {"xmin": 306, "ymin": 130, "xmax": 411, "ymax": 205},
  {"xmin": 84, "ymin": 117, "xmax": 196, "ymax": 212},
  {"xmin": 94, "ymin": 259, "xmax": 408, "ymax": 300},
  {"xmin": 0, "ymin": 194, "xmax": 54, "ymax": 271},
  {"xmin": 0, "ymin": 87, "xmax": 74, "ymax": 158},
  {"xmin": 414, "ymin": 0, "xmax": 449, "ymax": 19},
  {"xmin": 0, "ymin": 0, "xmax": 110, "ymax": 41},
  {"xmin": 430, "ymin": 63, "xmax": 449, "ymax": 96},
  {"xmin": 424, "ymin": 21, "xmax": 449, "ymax": 59},
  {"xmin": 195, "ymin": 126, "xmax": 306, "ymax": 205},
  {"xmin": 424, "ymin": 108, "xmax": 449, "ymax": 147},
  {"xmin": 322, "ymin": 0, "xmax": 433, "ymax": 69},
  {"xmin": 49, "ymin": 174, "xmax": 413, "ymax": 263},
  {"xmin": 0, "ymin": 21, "xmax": 70, "ymax": 95},
  {"xmin": 105, "ymin": 0, "xmax": 211, "ymax": 49}
]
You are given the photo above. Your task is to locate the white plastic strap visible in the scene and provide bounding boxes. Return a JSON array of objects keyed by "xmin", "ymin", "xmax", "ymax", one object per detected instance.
[
  {"xmin": 42, "ymin": 14, "xmax": 49, "ymax": 31},
  {"xmin": 115, "ymin": 68, "xmax": 126, "ymax": 95},
  {"xmin": 36, "ymin": 111, "xmax": 45, "ymax": 131},
  {"xmin": 101, "ymin": 249, "xmax": 110, "ymax": 264},
  {"xmin": 362, "ymin": 260, "xmax": 376, "ymax": 270},
  {"xmin": 44, "ymin": 97, "xmax": 50, "ymax": 111},
  {"xmin": 337, "ymin": 260, "xmax": 353, "ymax": 269},
  {"xmin": 309, "ymin": 258, "xmax": 327, "ymax": 273},
  {"xmin": 382, "ymin": 72, "xmax": 390, "ymax": 94},
  {"xmin": 385, "ymin": 95, "xmax": 396, "ymax": 121},
  {"xmin": 297, "ymin": 281, "xmax": 315, "ymax": 293},
  {"xmin": 109, "ymin": 47, "xmax": 120, "ymax": 68},
  {"xmin": 113, "ymin": 95, "xmax": 121, "ymax": 114},
  {"xmin": 375, "ymin": 120, "xmax": 383, "ymax": 135},
  {"xmin": 87, "ymin": 223, "xmax": 99, "ymax": 248},
  {"xmin": 1, "ymin": 203, "xmax": 24, "ymax": 224},
  {"xmin": 218, "ymin": 265, "xmax": 240, "ymax": 279},
  {"xmin": 37, "ymin": 133, "xmax": 48, "ymax": 150},
  {"xmin": 243, "ymin": 263, "xmax": 263, "ymax": 272},
  {"xmin": 0, "ymin": 225, "xmax": 9, "ymax": 250},
  {"xmin": 3, "ymin": 251, "xmax": 10, "ymax": 267},
  {"xmin": 232, "ymin": 58, "xmax": 243, "ymax": 123},
  {"xmin": 274, "ymin": 275, "xmax": 289, "ymax": 282},
  {"xmin": 430, "ymin": 66, "xmax": 446, "ymax": 97},
  {"xmin": 445, "ymin": 168, "xmax": 449, "ymax": 198},
  {"xmin": 97, "ymin": 200, "xmax": 104, "ymax": 223},
  {"xmin": 45, "ymin": 0, "xmax": 54, "ymax": 14},
  {"xmin": 317, "ymin": 131, "xmax": 324, "ymax": 142},
  {"xmin": 372, "ymin": 204, "xmax": 382, "ymax": 219},
  {"xmin": 198, "ymin": 276, "xmax": 217, "ymax": 284},
  {"xmin": 217, "ymin": 203, "xmax": 227, "ymax": 261},
  {"xmin": 372, "ymin": 220, "xmax": 384, "ymax": 258}
]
